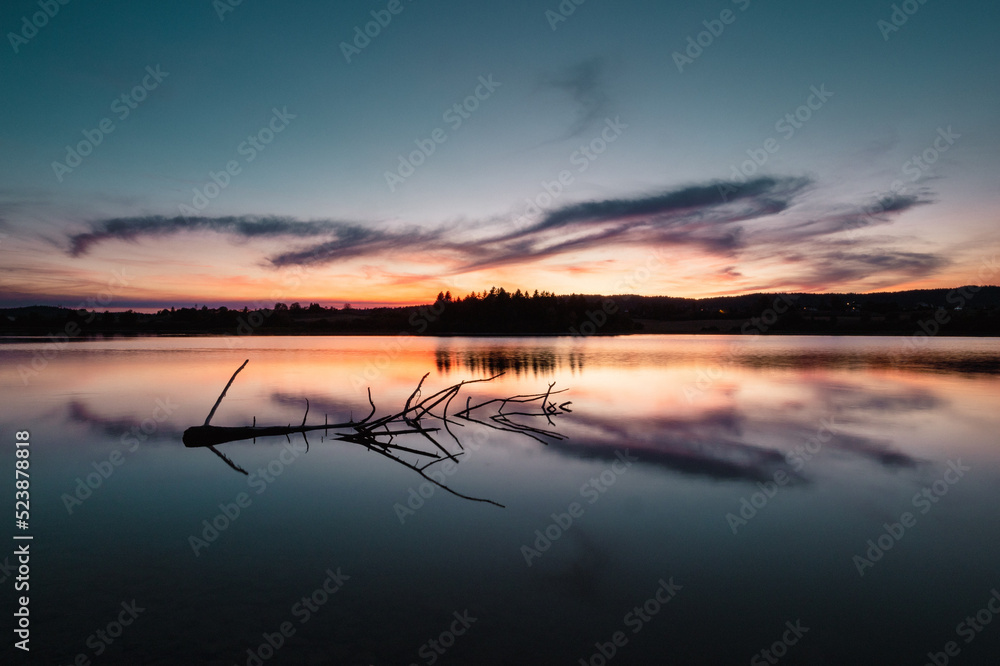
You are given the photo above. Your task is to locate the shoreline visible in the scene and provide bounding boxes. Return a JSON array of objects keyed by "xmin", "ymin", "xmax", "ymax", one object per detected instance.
[{"xmin": 3, "ymin": 330, "xmax": 1000, "ymax": 343}]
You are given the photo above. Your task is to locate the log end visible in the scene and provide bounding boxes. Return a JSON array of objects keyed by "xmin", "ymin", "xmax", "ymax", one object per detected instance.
[{"xmin": 183, "ymin": 425, "xmax": 218, "ymax": 448}]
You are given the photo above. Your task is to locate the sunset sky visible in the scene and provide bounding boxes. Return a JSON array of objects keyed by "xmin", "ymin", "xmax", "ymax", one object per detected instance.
[{"xmin": 1, "ymin": 0, "xmax": 998, "ymax": 309}]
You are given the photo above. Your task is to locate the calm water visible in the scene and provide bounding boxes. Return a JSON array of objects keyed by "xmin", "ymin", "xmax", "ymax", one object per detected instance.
[{"xmin": 1, "ymin": 335, "xmax": 999, "ymax": 665}]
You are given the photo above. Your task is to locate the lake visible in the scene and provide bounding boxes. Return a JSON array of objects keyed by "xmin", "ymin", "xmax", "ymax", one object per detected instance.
[{"xmin": 2, "ymin": 335, "xmax": 999, "ymax": 665}]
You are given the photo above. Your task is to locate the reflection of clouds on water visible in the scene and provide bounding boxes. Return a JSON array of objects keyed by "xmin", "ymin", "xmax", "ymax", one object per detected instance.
[
  {"xmin": 7, "ymin": 336, "xmax": 997, "ymax": 666},
  {"xmin": 52, "ymin": 341, "xmax": 982, "ymax": 491},
  {"xmin": 808, "ymin": 378, "xmax": 945, "ymax": 414},
  {"xmin": 61, "ymin": 372, "xmax": 932, "ymax": 480},
  {"xmin": 270, "ymin": 392, "xmax": 356, "ymax": 423},
  {"xmin": 65, "ymin": 400, "xmax": 182, "ymax": 442},
  {"xmin": 67, "ymin": 391, "xmax": 375, "ymax": 446},
  {"xmin": 549, "ymin": 408, "xmax": 798, "ymax": 483},
  {"xmin": 545, "ymin": 393, "xmax": 925, "ymax": 484},
  {"xmin": 832, "ymin": 434, "xmax": 917, "ymax": 468}
]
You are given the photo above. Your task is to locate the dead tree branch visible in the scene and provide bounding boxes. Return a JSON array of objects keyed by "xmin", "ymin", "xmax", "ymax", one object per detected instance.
[{"xmin": 182, "ymin": 361, "xmax": 572, "ymax": 507}]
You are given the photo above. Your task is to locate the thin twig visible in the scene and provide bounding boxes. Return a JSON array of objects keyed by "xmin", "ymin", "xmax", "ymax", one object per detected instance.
[
  {"xmin": 204, "ymin": 359, "xmax": 249, "ymax": 425},
  {"xmin": 207, "ymin": 445, "xmax": 249, "ymax": 475}
]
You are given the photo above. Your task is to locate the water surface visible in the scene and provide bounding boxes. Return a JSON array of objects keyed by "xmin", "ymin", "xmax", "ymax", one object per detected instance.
[{"xmin": 2, "ymin": 335, "xmax": 999, "ymax": 664}]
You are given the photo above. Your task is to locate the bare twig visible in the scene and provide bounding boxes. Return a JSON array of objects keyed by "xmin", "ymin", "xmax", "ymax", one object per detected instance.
[
  {"xmin": 204, "ymin": 359, "xmax": 249, "ymax": 425},
  {"xmin": 207, "ymin": 445, "xmax": 249, "ymax": 475}
]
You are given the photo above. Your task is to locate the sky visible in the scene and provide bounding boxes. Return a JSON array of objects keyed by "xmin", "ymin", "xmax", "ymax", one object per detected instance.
[{"xmin": 0, "ymin": 0, "xmax": 998, "ymax": 309}]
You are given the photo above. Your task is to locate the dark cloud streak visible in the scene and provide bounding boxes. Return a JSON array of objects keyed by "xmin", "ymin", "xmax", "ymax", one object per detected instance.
[
  {"xmin": 69, "ymin": 215, "xmax": 345, "ymax": 257},
  {"xmin": 62, "ymin": 175, "xmax": 947, "ymax": 289},
  {"xmin": 532, "ymin": 176, "xmax": 808, "ymax": 233}
]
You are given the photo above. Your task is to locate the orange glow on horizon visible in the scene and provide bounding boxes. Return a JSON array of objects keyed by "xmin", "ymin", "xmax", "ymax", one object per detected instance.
[{"xmin": 2, "ymin": 228, "xmax": 998, "ymax": 310}]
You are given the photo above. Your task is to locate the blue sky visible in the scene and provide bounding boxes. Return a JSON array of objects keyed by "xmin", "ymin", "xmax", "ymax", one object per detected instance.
[{"xmin": 1, "ymin": 0, "xmax": 998, "ymax": 307}]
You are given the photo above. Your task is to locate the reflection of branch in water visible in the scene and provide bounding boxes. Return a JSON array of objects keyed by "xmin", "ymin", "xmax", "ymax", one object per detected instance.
[{"xmin": 182, "ymin": 360, "xmax": 571, "ymax": 507}]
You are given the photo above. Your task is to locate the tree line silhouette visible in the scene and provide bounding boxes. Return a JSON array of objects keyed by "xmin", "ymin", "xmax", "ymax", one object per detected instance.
[{"xmin": 2, "ymin": 286, "xmax": 998, "ymax": 337}]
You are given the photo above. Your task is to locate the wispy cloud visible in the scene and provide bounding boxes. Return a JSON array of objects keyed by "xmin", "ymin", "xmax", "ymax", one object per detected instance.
[
  {"xmin": 543, "ymin": 58, "xmax": 611, "ymax": 139},
  {"xmin": 789, "ymin": 248, "xmax": 948, "ymax": 290},
  {"xmin": 530, "ymin": 176, "xmax": 808, "ymax": 232},
  {"xmin": 61, "ymin": 174, "xmax": 946, "ymax": 291},
  {"xmin": 453, "ymin": 176, "xmax": 810, "ymax": 271},
  {"xmin": 270, "ymin": 225, "xmax": 450, "ymax": 267},
  {"xmin": 68, "ymin": 215, "xmax": 345, "ymax": 257},
  {"xmin": 757, "ymin": 191, "xmax": 932, "ymax": 242}
]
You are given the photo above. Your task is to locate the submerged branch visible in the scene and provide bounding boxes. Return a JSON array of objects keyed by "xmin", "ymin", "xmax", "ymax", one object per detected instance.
[{"xmin": 182, "ymin": 362, "xmax": 572, "ymax": 507}]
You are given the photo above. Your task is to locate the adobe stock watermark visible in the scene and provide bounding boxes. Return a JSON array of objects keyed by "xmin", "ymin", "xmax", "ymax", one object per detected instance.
[
  {"xmin": 408, "ymin": 610, "xmax": 477, "ymax": 666},
  {"xmin": 348, "ymin": 296, "xmax": 454, "ymax": 394},
  {"xmin": 179, "ymin": 106, "xmax": 295, "ymax": 217},
  {"xmin": 850, "ymin": 126, "xmax": 960, "ymax": 240},
  {"xmin": 718, "ymin": 85, "xmax": 832, "ymax": 197},
  {"xmin": 220, "ymin": 267, "xmax": 309, "ymax": 347},
  {"xmin": 394, "ymin": 428, "xmax": 491, "ymax": 523},
  {"xmin": 346, "ymin": 275, "xmax": 468, "ymax": 392},
  {"xmin": 58, "ymin": 600, "xmax": 145, "ymax": 663},
  {"xmin": 569, "ymin": 299, "xmax": 620, "ymax": 338},
  {"xmin": 234, "ymin": 567, "xmax": 350, "ymax": 666},
  {"xmin": 510, "ymin": 116, "xmax": 628, "ymax": 233},
  {"xmin": 545, "ymin": 0, "xmax": 591, "ymax": 31},
  {"xmin": 577, "ymin": 577, "xmax": 682, "ymax": 666},
  {"xmin": 349, "ymin": 332, "xmax": 425, "ymax": 393},
  {"xmin": 672, "ymin": 0, "xmax": 752, "ymax": 73},
  {"xmin": 877, "ymin": 0, "xmax": 931, "ymax": 41},
  {"xmin": 784, "ymin": 416, "xmax": 839, "ymax": 473},
  {"xmin": 853, "ymin": 459, "xmax": 970, "ymax": 576},
  {"xmin": 612, "ymin": 248, "xmax": 667, "ymax": 293},
  {"xmin": 188, "ymin": 438, "xmax": 308, "ymax": 557},
  {"xmin": 7, "ymin": 0, "xmax": 72, "ymax": 54},
  {"xmin": 897, "ymin": 126, "xmax": 960, "ymax": 184},
  {"xmin": 521, "ymin": 450, "xmax": 638, "ymax": 567},
  {"xmin": 384, "ymin": 75, "xmax": 501, "ymax": 192},
  {"xmin": 52, "ymin": 65, "xmax": 169, "ymax": 182},
  {"xmin": 922, "ymin": 587, "xmax": 1000, "ymax": 666},
  {"xmin": 682, "ymin": 294, "xmax": 799, "ymax": 401},
  {"xmin": 340, "ymin": 0, "xmax": 418, "ymax": 63},
  {"xmin": 0, "ymin": 556, "xmax": 14, "ymax": 585},
  {"xmin": 17, "ymin": 268, "xmax": 135, "ymax": 385},
  {"xmin": 62, "ymin": 397, "xmax": 179, "ymax": 514},
  {"xmin": 726, "ymin": 417, "xmax": 837, "ymax": 535},
  {"xmin": 749, "ymin": 620, "xmax": 810, "ymax": 665},
  {"xmin": 214, "ymin": 0, "xmax": 246, "ymax": 22},
  {"xmin": 885, "ymin": 254, "xmax": 996, "ymax": 363}
]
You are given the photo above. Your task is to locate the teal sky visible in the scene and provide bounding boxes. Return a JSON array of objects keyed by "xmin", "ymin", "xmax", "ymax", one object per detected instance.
[{"xmin": 1, "ymin": 0, "xmax": 998, "ymax": 307}]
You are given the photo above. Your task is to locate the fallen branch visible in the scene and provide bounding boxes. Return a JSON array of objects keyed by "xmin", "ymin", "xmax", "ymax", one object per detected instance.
[{"xmin": 182, "ymin": 361, "xmax": 571, "ymax": 507}]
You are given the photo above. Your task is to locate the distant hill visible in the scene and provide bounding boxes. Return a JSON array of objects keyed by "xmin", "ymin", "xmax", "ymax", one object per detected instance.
[{"xmin": 1, "ymin": 286, "xmax": 998, "ymax": 338}]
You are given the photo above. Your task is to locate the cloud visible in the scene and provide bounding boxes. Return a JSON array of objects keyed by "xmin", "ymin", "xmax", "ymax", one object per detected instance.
[
  {"xmin": 535, "ymin": 176, "xmax": 807, "ymax": 232},
  {"xmin": 543, "ymin": 58, "xmax": 611, "ymax": 139},
  {"xmin": 60, "ymin": 174, "xmax": 947, "ymax": 292},
  {"xmin": 453, "ymin": 176, "xmax": 811, "ymax": 271},
  {"xmin": 68, "ymin": 215, "xmax": 345, "ymax": 257},
  {"xmin": 772, "ymin": 191, "xmax": 932, "ymax": 240},
  {"xmin": 786, "ymin": 249, "xmax": 948, "ymax": 290},
  {"xmin": 66, "ymin": 214, "xmax": 457, "ymax": 268},
  {"xmin": 269, "ymin": 225, "xmax": 449, "ymax": 267},
  {"xmin": 66, "ymin": 177, "xmax": 809, "ymax": 271}
]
